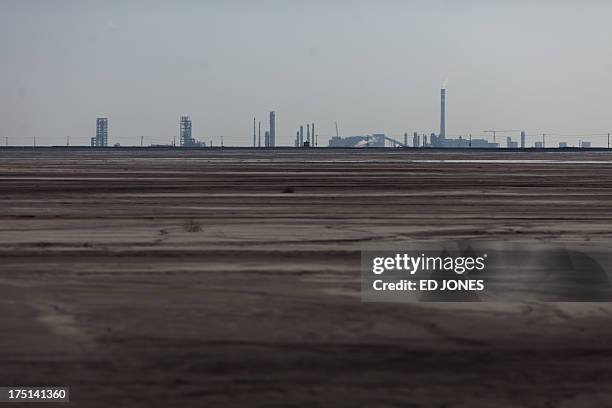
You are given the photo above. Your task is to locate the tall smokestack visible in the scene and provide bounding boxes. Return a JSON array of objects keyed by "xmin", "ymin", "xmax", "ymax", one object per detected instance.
[
  {"xmin": 312, "ymin": 123, "xmax": 315, "ymax": 147},
  {"xmin": 253, "ymin": 117, "xmax": 256, "ymax": 147},
  {"xmin": 307, "ymin": 124, "xmax": 310, "ymax": 144},
  {"xmin": 440, "ymin": 88, "xmax": 446, "ymax": 140},
  {"xmin": 269, "ymin": 111, "xmax": 276, "ymax": 147}
]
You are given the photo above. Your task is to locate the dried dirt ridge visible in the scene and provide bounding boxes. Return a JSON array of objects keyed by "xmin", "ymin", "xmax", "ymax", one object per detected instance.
[{"xmin": 1, "ymin": 148, "xmax": 612, "ymax": 407}]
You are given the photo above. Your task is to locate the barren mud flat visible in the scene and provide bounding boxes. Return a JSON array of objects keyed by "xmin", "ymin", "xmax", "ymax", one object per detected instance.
[{"xmin": 2, "ymin": 148, "xmax": 612, "ymax": 407}]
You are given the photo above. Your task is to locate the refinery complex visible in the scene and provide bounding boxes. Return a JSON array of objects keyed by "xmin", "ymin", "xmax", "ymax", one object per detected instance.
[{"xmin": 75, "ymin": 87, "xmax": 605, "ymax": 149}]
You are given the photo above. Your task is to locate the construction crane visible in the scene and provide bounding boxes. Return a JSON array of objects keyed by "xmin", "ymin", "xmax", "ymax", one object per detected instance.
[{"xmin": 483, "ymin": 129, "xmax": 522, "ymax": 145}]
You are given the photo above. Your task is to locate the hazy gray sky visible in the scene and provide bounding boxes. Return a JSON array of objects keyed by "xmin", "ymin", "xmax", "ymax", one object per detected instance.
[{"xmin": 1, "ymin": 0, "xmax": 612, "ymax": 146}]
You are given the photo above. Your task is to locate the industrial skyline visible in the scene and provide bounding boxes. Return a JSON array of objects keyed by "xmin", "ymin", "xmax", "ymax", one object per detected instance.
[
  {"xmin": 2, "ymin": 2, "xmax": 612, "ymax": 147},
  {"xmin": 4, "ymin": 80, "xmax": 612, "ymax": 149},
  {"xmin": 10, "ymin": 95, "xmax": 612, "ymax": 149},
  {"xmin": 71, "ymin": 87, "xmax": 610, "ymax": 149},
  {"xmin": 3, "ymin": 83, "xmax": 611, "ymax": 149}
]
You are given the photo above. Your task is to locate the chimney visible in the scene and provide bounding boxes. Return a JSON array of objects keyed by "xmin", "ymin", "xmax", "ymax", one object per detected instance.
[
  {"xmin": 312, "ymin": 123, "xmax": 315, "ymax": 147},
  {"xmin": 440, "ymin": 88, "xmax": 446, "ymax": 140},
  {"xmin": 269, "ymin": 111, "xmax": 276, "ymax": 147}
]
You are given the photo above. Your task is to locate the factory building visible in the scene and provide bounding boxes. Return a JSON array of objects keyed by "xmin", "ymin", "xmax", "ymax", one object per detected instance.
[
  {"xmin": 294, "ymin": 122, "xmax": 316, "ymax": 147},
  {"xmin": 91, "ymin": 118, "xmax": 108, "ymax": 147},
  {"xmin": 179, "ymin": 116, "xmax": 192, "ymax": 146},
  {"xmin": 328, "ymin": 134, "xmax": 385, "ymax": 148},
  {"xmin": 438, "ymin": 137, "xmax": 498, "ymax": 148},
  {"xmin": 179, "ymin": 116, "xmax": 205, "ymax": 147},
  {"xmin": 430, "ymin": 134, "xmax": 438, "ymax": 147}
]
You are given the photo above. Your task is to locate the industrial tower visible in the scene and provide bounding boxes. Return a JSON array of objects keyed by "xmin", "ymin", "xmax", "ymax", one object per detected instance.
[
  {"xmin": 440, "ymin": 88, "xmax": 446, "ymax": 141},
  {"xmin": 180, "ymin": 116, "xmax": 193, "ymax": 147},
  {"xmin": 91, "ymin": 118, "xmax": 108, "ymax": 147},
  {"xmin": 269, "ymin": 111, "xmax": 276, "ymax": 147}
]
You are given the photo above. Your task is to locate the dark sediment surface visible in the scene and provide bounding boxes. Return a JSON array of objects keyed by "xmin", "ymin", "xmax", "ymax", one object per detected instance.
[{"xmin": 1, "ymin": 148, "xmax": 612, "ymax": 407}]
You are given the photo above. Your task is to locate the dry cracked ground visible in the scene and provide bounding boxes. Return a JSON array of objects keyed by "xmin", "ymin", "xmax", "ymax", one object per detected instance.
[{"xmin": 1, "ymin": 148, "xmax": 612, "ymax": 407}]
